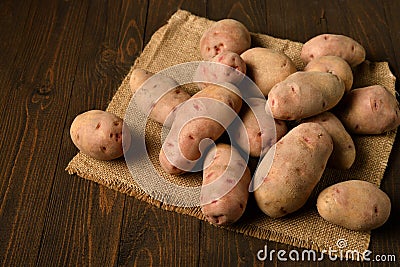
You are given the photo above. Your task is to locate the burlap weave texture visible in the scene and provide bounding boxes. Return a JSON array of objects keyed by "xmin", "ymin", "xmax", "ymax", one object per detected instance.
[{"xmin": 66, "ymin": 10, "xmax": 397, "ymax": 259}]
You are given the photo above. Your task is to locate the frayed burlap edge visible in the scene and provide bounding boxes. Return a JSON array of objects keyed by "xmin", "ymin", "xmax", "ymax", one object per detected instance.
[{"xmin": 66, "ymin": 9, "xmax": 398, "ymax": 260}]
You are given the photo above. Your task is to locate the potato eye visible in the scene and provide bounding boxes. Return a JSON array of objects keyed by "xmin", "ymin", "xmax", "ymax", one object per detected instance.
[
  {"xmin": 101, "ymin": 146, "xmax": 107, "ymax": 152},
  {"xmin": 96, "ymin": 122, "xmax": 101, "ymax": 129}
]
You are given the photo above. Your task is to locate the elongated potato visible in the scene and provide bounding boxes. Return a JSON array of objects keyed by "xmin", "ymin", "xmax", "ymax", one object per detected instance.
[
  {"xmin": 253, "ymin": 122, "xmax": 333, "ymax": 218},
  {"xmin": 301, "ymin": 34, "xmax": 366, "ymax": 67},
  {"xmin": 70, "ymin": 110, "xmax": 131, "ymax": 161},
  {"xmin": 159, "ymin": 83, "xmax": 242, "ymax": 175},
  {"xmin": 335, "ymin": 85, "xmax": 400, "ymax": 134},
  {"xmin": 200, "ymin": 144, "xmax": 251, "ymax": 226},
  {"xmin": 129, "ymin": 69, "xmax": 191, "ymax": 127},
  {"xmin": 317, "ymin": 180, "xmax": 391, "ymax": 231},
  {"xmin": 303, "ymin": 112, "xmax": 356, "ymax": 170},
  {"xmin": 304, "ymin": 55, "xmax": 353, "ymax": 92},
  {"xmin": 267, "ymin": 71, "xmax": 345, "ymax": 120},
  {"xmin": 241, "ymin": 47, "xmax": 297, "ymax": 96},
  {"xmin": 200, "ymin": 19, "xmax": 251, "ymax": 60},
  {"xmin": 233, "ymin": 97, "xmax": 287, "ymax": 157}
]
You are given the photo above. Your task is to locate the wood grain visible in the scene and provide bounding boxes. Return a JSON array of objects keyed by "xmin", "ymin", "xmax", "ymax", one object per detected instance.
[
  {"xmin": 0, "ymin": 0, "xmax": 399, "ymax": 266},
  {"xmin": 0, "ymin": 0, "xmax": 91, "ymax": 265},
  {"xmin": 36, "ymin": 0, "xmax": 148, "ymax": 266}
]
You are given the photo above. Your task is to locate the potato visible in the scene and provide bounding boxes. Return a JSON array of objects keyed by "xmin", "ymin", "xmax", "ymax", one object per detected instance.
[
  {"xmin": 253, "ymin": 122, "xmax": 333, "ymax": 218},
  {"xmin": 317, "ymin": 180, "xmax": 391, "ymax": 231},
  {"xmin": 241, "ymin": 47, "xmax": 297, "ymax": 96},
  {"xmin": 200, "ymin": 19, "xmax": 251, "ymax": 60},
  {"xmin": 303, "ymin": 112, "xmax": 356, "ymax": 170},
  {"xmin": 200, "ymin": 143, "xmax": 251, "ymax": 226},
  {"xmin": 301, "ymin": 34, "xmax": 366, "ymax": 67},
  {"xmin": 129, "ymin": 69, "xmax": 191, "ymax": 127},
  {"xmin": 267, "ymin": 71, "xmax": 345, "ymax": 120},
  {"xmin": 233, "ymin": 97, "xmax": 287, "ymax": 157},
  {"xmin": 194, "ymin": 51, "xmax": 246, "ymax": 89},
  {"xmin": 159, "ymin": 83, "xmax": 242, "ymax": 175},
  {"xmin": 335, "ymin": 85, "xmax": 400, "ymax": 134},
  {"xmin": 304, "ymin": 55, "xmax": 353, "ymax": 92},
  {"xmin": 70, "ymin": 110, "xmax": 131, "ymax": 161}
]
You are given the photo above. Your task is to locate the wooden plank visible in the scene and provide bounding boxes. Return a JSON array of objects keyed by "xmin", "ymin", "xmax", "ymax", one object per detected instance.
[
  {"xmin": 35, "ymin": 0, "xmax": 148, "ymax": 266},
  {"xmin": 206, "ymin": 0, "xmax": 267, "ymax": 33},
  {"xmin": 0, "ymin": 0, "xmax": 91, "ymax": 265},
  {"xmin": 116, "ymin": 1, "xmax": 206, "ymax": 266},
  {"xmin": 369, "ymin": 1, "xmax": 400, "ymax": 265},
  {"xmin": 0, "ymin": 0, "xmax": 33, "ymax": 99},
  {"xmin": 143, "ymin": 0, "xmax": 207, "ymax": 45},
  {"xmin": 117, "ymin": 198, "xmax": 201, "ymax": 266}
]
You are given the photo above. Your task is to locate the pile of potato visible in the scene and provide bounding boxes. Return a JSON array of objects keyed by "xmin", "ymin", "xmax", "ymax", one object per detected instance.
[{"xmin": 70, "ymin": 18, "xmax": 400, "ymax": 232}]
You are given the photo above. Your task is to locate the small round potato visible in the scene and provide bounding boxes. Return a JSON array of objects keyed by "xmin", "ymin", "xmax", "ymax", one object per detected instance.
[
  {"xmin": 301, "ymin": 34, "xmax": 366, "ymax": 67},
  {"xmin": 304, "ymin": 55, "xmax": 353, "ymax": 92},
  {"xmin": 241, "ymin": 47, "xmax": 297, "ymax": 96},
  {"xmin": 335, "ymin": 85, "xmax": 400, "ymax": 134},
  {"xmin": 317, "ymin": 180, "xmax": 391, "ymax": 231},
  {"xmin": 70, "ymin": 110, "xmax": 131, "ymax": 161},
  {"xmin": 200, "ymin": 19, "xmax": 251, "ymax": 60}
]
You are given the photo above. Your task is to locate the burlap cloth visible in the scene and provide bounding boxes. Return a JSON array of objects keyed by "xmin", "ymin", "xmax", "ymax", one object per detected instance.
[{"xmin": 66, "ymin": 10, "xmax": 397, "ymax": 259}]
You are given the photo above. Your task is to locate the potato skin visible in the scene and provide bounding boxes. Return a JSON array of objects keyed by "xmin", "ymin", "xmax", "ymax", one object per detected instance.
[
  {"xmin": 159, "ymin": 84, "xmax": 242, "ymax": 175},
  {"xmin": 303, "ymin": 112, "xmax": 356, "ymax": 170},
  {"xmin": 129, "ymin": 69, "xmax": 191, "ymax": 127},
  {"xmin": 194, "ymin": 51, "xmax": 246, "ymax": 89},
  {"xmin": 234, "ymin": 97, "xmax": 287, "ymax": 157},
  {"xmin": 200, "ymin": 144, "xmax": 251, "ymax": 226},
  {"xmin": 267, "ymin": 71, "xmax": 345, "ymax": 120},
  {"xmin": 335, "ymin": 85, "xmax": 400, "ymax": 134},
  {"xmin": 301, "ymin": 34, "xmax": 366, "ymax": 67},
  {"xmin": 317, "ymin": 180, "xmax": 391, "ymax": 231},
  {"xmin": 304, "ymin": 55, "xmax": 353, "ymax": 92},
  {"xmin": 200, "ymin": 19, "xmax": 251, "ymax": 60},
  {"xmin": 70, "ymin": 110, "xmax": 131, "ymax": 161},
  {"xmin": 253, "ymin": 122, "xmax": 333, "ymax": 218},
  {"xmin": 241, "ymin": 48, "xmax": 297, "ymax": 96}
]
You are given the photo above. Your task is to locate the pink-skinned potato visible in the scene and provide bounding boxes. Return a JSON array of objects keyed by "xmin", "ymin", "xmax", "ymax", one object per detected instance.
[
  {"xmin": 200, "ymin": 143, "xmax": 251, "ymax": 226},
  {"xmin": 70, "ymin": 110, "xmax": 131, "ymax": 161},
  {"xmin": 301, "ymin": 34, "xmax": 366, "ymax": 67},
  {"xmin": 159, "ymin": 83, "xmax": 242, "ymax": 175},
  {"xmin": 303, "ymin": 112, "xmax": 356, "ymax": 170},
  {"xmin": 129, "ymin": 68, "xmax": 191, "ymax": 127},
  {"xmin": 253, "ymin": 122, "xmax": 333, "ymax": 218},
  {"xmin": 234, "ymin": 97, "xmax": 287, "ymax": 157},
  {"xmin": 194, "ymin": 51, "xmax": 246, "ymax": 89},
  {"xmin": 335, "ymin": 85, "xmax": 400, "ymax": 134},
  {"xmin": 200, "ymin": 19, "xmax": 251, "ymax": 60},
  {"xmin": 317, "ymin": 180, "xmax": 391, "ymax": 231},
  {"xmin": 304, "ymin": 55, "xmax": 353, "ymax": 92},
  {"xmin": 241, "ymin": 47, "xmax": 297, "ymax": 96},
  {"xmin": 267, "ymin": 71, "xmax": 345, "ymax": 120}
]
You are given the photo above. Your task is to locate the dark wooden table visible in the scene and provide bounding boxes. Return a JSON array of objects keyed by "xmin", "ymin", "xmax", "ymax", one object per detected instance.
[{"xmin": 1, "ymin": 0, "xmax": 399, "ymax": 266}]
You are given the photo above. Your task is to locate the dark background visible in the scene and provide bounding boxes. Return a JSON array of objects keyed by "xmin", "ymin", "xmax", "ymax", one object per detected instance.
[{"xmin": 0, "ymin": 0, "xmax": 399, "ymax": 266}]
